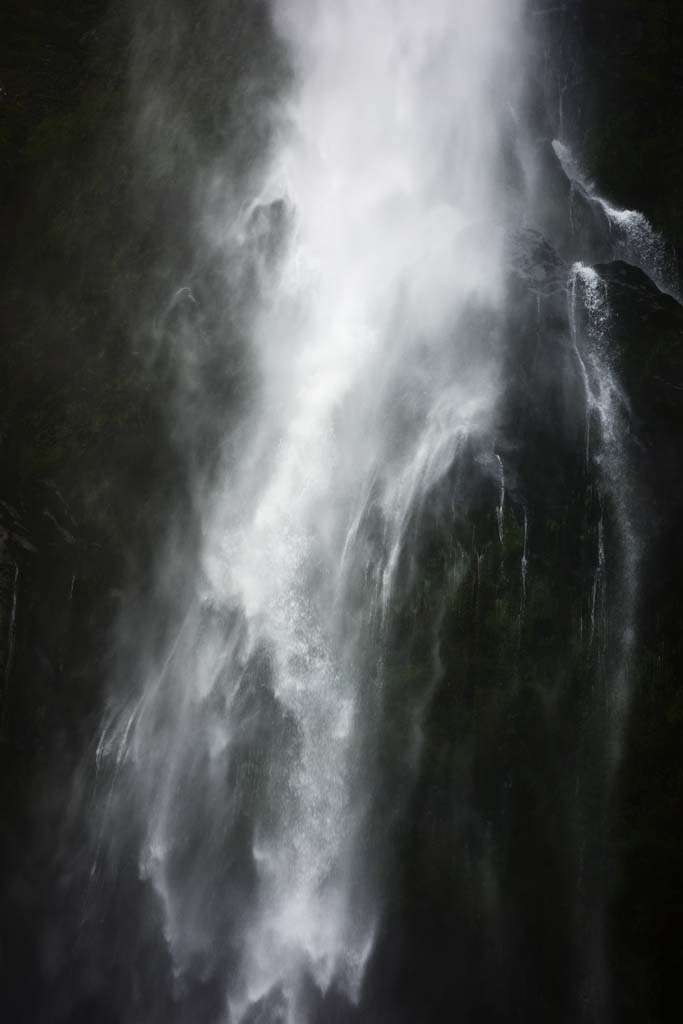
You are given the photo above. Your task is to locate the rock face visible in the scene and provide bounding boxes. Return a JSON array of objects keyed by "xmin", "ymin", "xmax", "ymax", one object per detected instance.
[
  {"xmin": 356, "ymin": 213, "xmax": 683, "ymax": 1021},
  {"xmin": 591, "ymin": 261, "xmax": 683, "ymax": 1024}
]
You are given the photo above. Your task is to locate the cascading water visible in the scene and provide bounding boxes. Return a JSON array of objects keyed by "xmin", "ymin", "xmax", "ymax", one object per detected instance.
[
  {"xmin": 80, "ymin": 4, "xmax": 675, "ymax": 1024},
  {"xmin": 96, "ymin": 3, "xmax": 527, "ymax": 1022}
]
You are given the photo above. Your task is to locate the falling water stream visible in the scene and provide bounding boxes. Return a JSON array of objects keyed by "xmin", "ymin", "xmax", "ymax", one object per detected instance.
[
  {"xmin": 97, "ymin": 5, "xmax": 526, "ymax": 1020},
  {"xmin": 88, "ymin": 4, "xmax": 673, "ymax": 1023}
]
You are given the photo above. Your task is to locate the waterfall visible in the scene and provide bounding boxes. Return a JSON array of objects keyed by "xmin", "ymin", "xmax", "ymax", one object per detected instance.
[
  {"xmin": 5, "ymin": 0, "xmax": 681, "ymax": 1021},
  {"xmin": 82, "ymin": 4, "xmax": 671, "ymax": 1023},
  {"xmin": 96, "ymin": 3, "xmax": 528, "ymax": 1022}
]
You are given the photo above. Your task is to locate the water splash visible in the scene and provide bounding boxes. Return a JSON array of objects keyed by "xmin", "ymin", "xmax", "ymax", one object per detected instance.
[{"xmin": 554, "ymin": 139, "xmax": 678, "ymax": 298}]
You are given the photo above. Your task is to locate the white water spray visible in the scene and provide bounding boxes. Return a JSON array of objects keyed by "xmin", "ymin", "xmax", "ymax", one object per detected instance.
[
  {"xmin": 554, "ymin": 140, "xmax": 678, "ymax": 298},
  {"xmin": 98, "ymin": 3, "xmax": 528, "ymax": 1022}
]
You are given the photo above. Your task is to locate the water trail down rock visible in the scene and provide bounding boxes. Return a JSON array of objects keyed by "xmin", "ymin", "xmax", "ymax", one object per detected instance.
[
  {"xmin": 495, "ymin": 454, "xmax": 505, "ymax": 544},
  {"xmin": 565, "ymin": 261, "xmax": 643, "ymax": 1024},
  {"xmin": 519, "ymin": 508, "xmax": 528, "ymax": 628},
  {"xmin": 568, "ymin": 262, "xmax": 640, "ymax": 772}
]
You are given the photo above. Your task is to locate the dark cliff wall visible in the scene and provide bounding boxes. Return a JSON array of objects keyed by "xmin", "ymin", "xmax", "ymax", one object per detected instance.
[{"xmin": 536, "ymin": 5, "xmax": 683, "ymax": 1020}]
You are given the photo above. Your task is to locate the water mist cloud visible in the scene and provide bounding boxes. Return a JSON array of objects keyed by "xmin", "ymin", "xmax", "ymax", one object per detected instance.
[{"xmin": 99, "ymin": 3, "xmax": 528, "ymax": 1022}]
